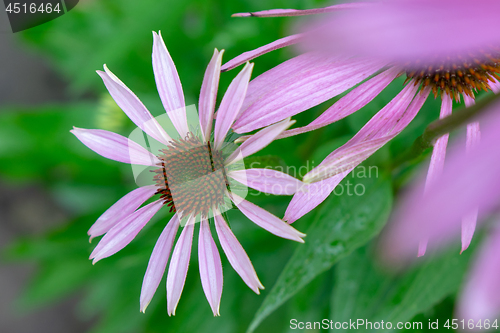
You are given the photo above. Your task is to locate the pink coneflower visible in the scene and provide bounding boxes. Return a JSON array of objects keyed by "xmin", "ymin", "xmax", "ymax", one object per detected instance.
[
  {"xmin": 71, "ymin": 32, "xmax": 305, "ymax": 316},
  {"xmin": 382, "ymin": 103, "xmax": 500, "ymax": 321},
  {"xmin": 222, "ymin": 0, "xmax": 500, "ymax": 253}
]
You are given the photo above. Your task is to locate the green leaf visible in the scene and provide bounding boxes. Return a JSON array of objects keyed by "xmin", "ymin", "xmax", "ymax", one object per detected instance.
[
  {"xmin": 330, "ymin": 245, "xmax": 474, "ymax": 332},
  {"xmin": 247, "ymin": 176, "xmax": 393, "ymax": 332}
]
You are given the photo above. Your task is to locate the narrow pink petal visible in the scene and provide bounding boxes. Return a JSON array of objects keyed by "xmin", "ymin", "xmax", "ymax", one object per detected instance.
[
  {"xmin": 89, "ymin": 185, "xmax": 158, "ymax": 240},
  {"xmin": 198, "ymin": 219, "xmax": 223, "ymax": 316},
  {"xmin": 461, "ymin": 210, "xmax": 478, "ymax": 254},
  {"xmin": 213, "ymin": 62, "xmax": 254, "ymax": 149},
  {"xmin": 490, "ymin": 77, "xmax": 500, "ymax": 94},
  {"xmin": 233, "ymin": 55, "xmax": 385, "ymax": 133},
  {"xmin": 226, "ymin": 118, "xmax": 294, "ymax": 165},
  {"xmin": 228, "ymin": 169, "xmax": 303, "ymax": 195},
  {"xmin": 140, "ymin": 214, "xmax": 180, "ymax": 313},
  {"xmin": 90, "ymin": 200, "xmax": 164, "ymax": 264},
  {"xmin": 461, "ymin": 121, "xmax": 481, "ymax": 253},
  {"xmin": 152, "ymin": 31, "xmax": 189, "ymax": 138},
  {"xmin": 284, "ymin": 170, "xmax": 351, "ymax": 223},
  {"xmin": 277, "ymin": 66, "xmax": 400, "ymax": 139},
  {"xmin": 213, "ymin": 213, "xmax": 263, "ymax": 293},
  {"xmin": 199, "ymin": 49, "xmax": 223, "ymax": 142},
  {"xmin": 231, "ymin": 3, "xmax": 368, "ymax": 17},
  {"xmin": 229, "ymin": 192, "xmax": 305, "ymax": 242},
  {"xmin": 166, "ymin": 219, "xmax": 195, "ymax": 316},
  {"xmin": 97, "ymin": 67, "xmax": 172, "ymax": 145},
  {"xmin": 458, "ymin": 225, "xmax": 500, "ymax": 322},
  {"xmin": 424, "ymin": 94, "xmax": 452, "ymax": 189},
  {"xmin": 287, "ymin": 85, "xmax": 429, "ymax": 222},
  {"xmin": 71, "ymin": 128, "xmax": 159, "ymax": 166},
  {"xmin": 221, "ymin": 34, "xmax": 302, "ymax": 72}
]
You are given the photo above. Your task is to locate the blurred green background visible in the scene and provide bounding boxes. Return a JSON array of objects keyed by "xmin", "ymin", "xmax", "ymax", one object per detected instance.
[{"xmin": 0, "ymin": 0, "xmax": 484, "ymax": 332}]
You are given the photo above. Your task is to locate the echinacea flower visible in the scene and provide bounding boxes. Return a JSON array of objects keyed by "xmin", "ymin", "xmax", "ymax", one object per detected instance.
[
  {"xmin": 382, "ymin": 102, "xmax": 500, "ymax": 322},
  {"xmin": 222, "ymin": 0, "xmax": 500, "ymax": 253},
  {"xmin": 71, "ymin": 32, "xmax": 305, "ymax": 316}
]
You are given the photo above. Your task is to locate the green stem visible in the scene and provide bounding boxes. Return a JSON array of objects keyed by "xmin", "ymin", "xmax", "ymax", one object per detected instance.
[{"xmin": 392, "ymin": 92, "xmax": 500, "ymax": 168}]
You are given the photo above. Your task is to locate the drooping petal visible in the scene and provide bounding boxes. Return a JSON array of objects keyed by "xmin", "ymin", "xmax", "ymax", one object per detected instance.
[
  {"xmin": 71, "ymin": 128, "xmax": 159, "ymax": 166},
  {"xmin": 277, "ymin": 66, "xmax": 400, "ymax": 139},
  {"xmin": 382, "ymin": 104, "xmax": 500, "ymax": 261},
  {"xmin": 229, "ymin": 192, "xmax": 305, "ymax": 242},
  {"xmin": 233, "ymin": 54, "xmax": 385, "ymax": 133},
  {"xmin": 140, "ymin": 214, "xmax": 180, "ymax": 313},
  {"xmin": 213, "ymin": 62, "xmax": 254, "ymax": 149},
  {"xmin": 458, "ymin": 225, "xmax": 500, "ymax": 322},
  {"xmin": 166, "ymin": 217, "xmax": 195, "ymax": 316},
  {"xmin": 284, "ymin": 170, "xmax": 350, "ymax": 223},
  {"xmin": 152, "ymin": 31, "xmax": 189, "ymax": 138},
  {"xmin": 198, "ymin": 219, "xmax": 223, "ymax": 316},
  {"xmin": 287, "ymin": 84, "xmax": 429, "ymax": 223},
  {"xmin": 89, "ymin": 185, "xmax": 158, "ymax": 240},
  {"xmin": 417, "ymin": 94, "xmax": 453, "ymax": 256},
  {"xmin": 228, "ymin": 169, "xmax": 303, "ymax": 195},
  {"xmin": 461, "ymin": 120, "xmax": 481, "ymax": 253},
  {"xmin": 221, "ymin": 34, "xmax": 302, "ymax": 72},
  {"xmin": 90, "ymin": 200, "xmax": 164, "ymax": 264},
  {"xmin": 226, "ymin": 118, "xmax": 294, "ymax": 165},
  {"xmin": 303, "ymin": 0, "xmax": 500, "ymax": 65},
  {"xmin": 231, "ymin": 3, "xmax": 367, "ymax": 17},
  {"xmin": 213, "ymin": 212, "xmax": 263, "ymax": 293},
  {"xmin": 199, "ymin": 49, "xmax": 224, "ymax": 142},
  {"xmin": 424, "ymin": 95, "xmax": 453, "ymax": 188},
  {"xmin": 303, "ymin": 83, "xmax": 427, "ymax": 183},
  {"xmin": 97, "ymin": 67, "xmax": 172, "ymax": 145}
]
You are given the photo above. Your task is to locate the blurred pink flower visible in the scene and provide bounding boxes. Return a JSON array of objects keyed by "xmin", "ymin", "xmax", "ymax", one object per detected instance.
[
  {"xmin": 382, "ymin": 103, "xmax": 500, "ymax": 321},
  {"xmin": 71, "ymin": 32, "xmax": 305, "ymax": 316},
  {"xmin": 223, "ymin": 1, "xmax": 500, "ymax": 252}
]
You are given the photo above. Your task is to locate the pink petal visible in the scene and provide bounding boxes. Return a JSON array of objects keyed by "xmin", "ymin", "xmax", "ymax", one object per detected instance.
[
  {"xmin": 140, "ymin": 214, "xmax": 180, "ymax": 312},
  {"xmin": 97, "ymin": 67, "xmax": 172, "ymax": 146},
  {"xmin": 221, "ymin": 34, "xmax": 302, "ymax": 72},
  {"xmin": 228, "ymin": 169, "xmax": 303, "ymax": 195},
  {"xmin": 490, "ymin": 77, "xmax": 500, "ymax": 94},
  {"xmin": 198, "ymin": 219, "xmax": 223, "ymax": 316},
  {"xmin": 71, "ymin": 128, "xmax": 159, "ymax": 166},
  {"xmin": 213, "ymin": 62, "xmax": 254, "ymax": 149},
  {"xmin": 229, "ymin": 192, "xmax": 305, "ymax": 242},
  {"xmin": 226, "ymin": 118, "xmax": 294, "ymax": 165},
  {"xmin": 461, "ymin": 210, "xmax": 478, "ymax": 254},
  {"xmin": 284, "ymin": 170, "xmax": 351, "ymax": 224},
  {"xmin": 213, "ymin": 213, "xmax": 263, "ymax": 293},
  {"xmin": 152, "ymin": 31, "xmax": 189, "ymax": 138},
  {"xmin": 231, "ymin": 3, "xmax": 367, "ymax": 17},
  {"xmin": 90, "ymin": 200, "xmax": 164, "ymax": 264},
  {"xmin": 303, "ymin": 0, "xmax": 500, "ymax": 64},
  {"xmin": 166, "ymin": 218, "xmax": 195, "ymax": 316},
  {"xmin": 233, "ymin": 54, "xmax": 385, "ymax": 133},
  {"xmin": 425, "ymin": 95, "xmax": 453, "ymax": 188},
  {"xmin": 458, "ymin": 225, "xmax": 500, "ymax": 322},
  {"xmin": 287, "ymin": 84, "xmax": 429, "ymax": 223},
  {"xmin": 277, "ymin": 66, "xmax": 400, "ymax": 139},
  {"xmin": 199, "ymin": 49, "xmax": 223, "ymax": 142},
  {"xmin": 89, "ymin": 185, "xmax": 158, "ymax": 240}
]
